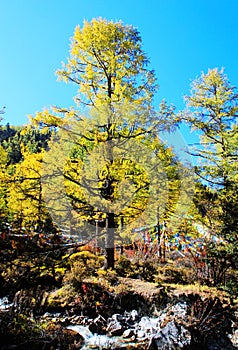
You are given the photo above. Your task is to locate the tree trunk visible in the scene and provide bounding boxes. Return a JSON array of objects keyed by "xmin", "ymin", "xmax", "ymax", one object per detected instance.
[{"xmin": 104, "ymin": 212, "xmax": 115, "ymax": 269}]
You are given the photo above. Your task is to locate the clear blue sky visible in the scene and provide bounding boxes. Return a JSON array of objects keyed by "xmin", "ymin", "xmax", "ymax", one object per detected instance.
[{"xmin": 1, "ymin": 0, "xmax": 238, "ymax": 150}]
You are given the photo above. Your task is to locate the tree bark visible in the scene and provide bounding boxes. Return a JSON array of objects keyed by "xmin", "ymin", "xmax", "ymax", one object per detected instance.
[{"xmin": 104, "ymin": 212, "xmax": 115, "ymax": 269}]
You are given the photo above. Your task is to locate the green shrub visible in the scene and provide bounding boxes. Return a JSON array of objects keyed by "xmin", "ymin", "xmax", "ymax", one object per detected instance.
[
  {"xmin": 63, "ymin": 261, "xmax": 89, "ymax": 289},
  {"xmin": 156, "ymin": 264, "xmax": 189, "ymax": 284},
  {"xmin": 115, "ymin": 255, "xmax": 157, "ymax": 282},
  {"xmin": 63, "ymin": 251, "xmax": 104, "ymax": 289},
  {"xmin": 115, "ymin": 255, "xmax": 132, "ymax": 276},
  {"xmin": 218, "ymin": 269, "xmax": 238, "ymax": 299},
  {"xmin": 96, "ymin": 268, "xmax": 119, "ymax": 289},
  {"xmin": 0, "ymin": 312, "xmax": 42, "ymax": 340},
  {"xmin": 47, "ymin": 285, "xmax": 76, "ymax": 310}
]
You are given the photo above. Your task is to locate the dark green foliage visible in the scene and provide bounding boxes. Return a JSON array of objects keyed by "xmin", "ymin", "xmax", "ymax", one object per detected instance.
[
  {"xmin": 0, "ymin": 124, "xmax": 51, "ymax": 163},
  {"xmin": 220, "ymin": 270, "xmax": 238, "ymax": 298},
  {"xmin": 206, "ymin": 241, "xmax": 238, "ymax": 287},
  {"xmin": 0, "ymin": 123, "xmax": 18, "ymax": 142}
]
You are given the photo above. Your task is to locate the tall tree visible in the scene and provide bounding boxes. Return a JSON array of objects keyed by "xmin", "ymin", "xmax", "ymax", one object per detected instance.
[
  {"xmin": 33, "ymin": 18, "xmax": 179, "ymax": 269},
  {"xmin": 184, "ymin": 68, "xmax": 238, "ymax": 283},
  {"xmin": 7, "ymin": 149, "xmax": 51, "ymax": 232}
]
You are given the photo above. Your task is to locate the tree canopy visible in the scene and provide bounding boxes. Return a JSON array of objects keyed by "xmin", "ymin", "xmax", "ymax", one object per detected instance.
[{"xmin": 32, "ymin": 18, "xmax": 182, "ymax": 269}]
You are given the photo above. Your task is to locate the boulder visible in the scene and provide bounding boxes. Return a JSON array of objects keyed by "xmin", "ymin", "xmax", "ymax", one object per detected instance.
[
  {"xmin": 106, "ymin": 319, "xmax": 124, "ymax": 336},
  {"xmin": 148, "ymin": 320, "xmax": 191, "ymax": 350}
]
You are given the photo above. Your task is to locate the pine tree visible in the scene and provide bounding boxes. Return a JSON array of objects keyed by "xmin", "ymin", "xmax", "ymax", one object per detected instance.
[
  {"xmin": 184, "ymin": 68, "xmax": 238, "ymax": 284},
  {"xmin": 33, "ymin": 18, "xmax": 179, "ymax": 269}
]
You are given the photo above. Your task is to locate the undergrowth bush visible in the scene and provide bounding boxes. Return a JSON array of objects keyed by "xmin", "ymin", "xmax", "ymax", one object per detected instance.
[
  {"xmin": 155, "ymin": 264, "xmax": 189, "ymax": 284},
  {"xmin": 96, "ymin": 268, "xmax": 119, "ymax": 289},
  {"xmin": 0, "ymin": 312, "xmax": 42, "ymax": 342},
  {"xmin": 115, "ymin": 255, "xmax": 157, "ymax": 282},
  {"xmin": 219, "ymin": 269, "xmax": 238, "ymax": 299},
  {"xmin": 46, "ymin": 284, "xmax": 76, "ymax": 310},
  {"xmin": 63, "ymin": 261, "xmax": 89, "ymax": 289},
  {"xmin": 63, "ymin": 251, "xmax": 104, "ymax": 289}
]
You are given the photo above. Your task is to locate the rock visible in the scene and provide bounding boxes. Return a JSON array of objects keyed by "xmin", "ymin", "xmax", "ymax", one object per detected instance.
[
  {"xmin": 89, "ymin": 314, "xmax": 107, "ymax": 334},
  {"xmin": 42, "ymin": 312, "xmax": 61, "ymax": 320},
  {"xmin": 230, "ymin": 328, "xmax": 238, "ymax": 347},
  {"xmin": 122, "ymin": 328, "xmax": 135, "ymax": 338},
  {"xmin": 148, "ymin": 320, "xmax": 191, "ymax": 350},
  {"xmin": 137, "ymin": 330, "xmax": 146, "ymax": 339},
  {"xmin": 170, "ymin": 301, "xmax": 187, "ymax": 317},
  {"xmin": 0, "ymin": 296, "xmax": 13, "ymax": 311},
  {"xmin": 69, "ymin": 315, "xmax": 85, "ymax": 323},
  {"xmin": 111, "ymin": 313, "xmax": 124, "ymax": 322},
  {"xmin": 94, "ymin": 314, "xmax": 107, "ymax": 324},
  {"xmin": 107, "ymin": 319, "xmax": 124, "ymax": 336},
  {"xmin": 66, "ymin": 325, "xmax": 93, "ymax": 340},
  {"xmin": 139, "ymin": 316, "xmax": 158, "ymax": 334},
  {"xmin": 130, "ymin": 309, "xmax": 139, "ymax": 321},
  {"xmin": 53, "ymin": 328, "xmax": 84, "ymax": 350},
  {"xmin": 60, "ymin": 316, "xmax": 68, "ymax": 324}
]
